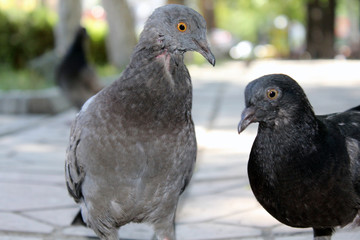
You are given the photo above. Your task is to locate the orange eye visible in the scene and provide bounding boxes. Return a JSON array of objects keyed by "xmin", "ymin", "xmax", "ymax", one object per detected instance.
[
  {"xmin": 177, "ymin": 22, "xmax": 187, "ymax": 32},
  {"xmin": 267, "ymin": 88, "xmax": 279, "ymax": 100}
]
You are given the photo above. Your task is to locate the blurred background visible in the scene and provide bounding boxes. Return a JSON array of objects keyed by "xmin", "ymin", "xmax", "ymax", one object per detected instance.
[{"xmin": 0, "ymin": 0, "xmax": 359, "ymax": 95}]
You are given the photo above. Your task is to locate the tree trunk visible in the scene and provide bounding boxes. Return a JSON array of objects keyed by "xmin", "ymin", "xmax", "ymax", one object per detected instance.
[
  {"xmin": 102, "ymin": 0, "xmax": 137, "ymax": 69},
  {"xmin": 167, "ymin": 0, "xmax": 185, "ymax": 4},
  {"xmin": 55, "ymin": 0, "xmax": 82, "ymax": 57},
  {"xmin": 306, "ymin": 0, "xmax": 336, "ymax": 58},
  {"xmin": 346, "ymin": 0, "xmax": 360, "ymax": 58},
  {"xmin": 199, "ymin": 0, "xmax": 216, "ymax": 31}
]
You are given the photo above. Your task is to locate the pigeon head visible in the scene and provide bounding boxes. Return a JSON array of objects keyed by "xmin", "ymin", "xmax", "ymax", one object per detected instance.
[
  {"xmin": 238, "ymin": 74, "xmax": 314, "ymax": 133},
  {"xmin": 139, "ymin": 4, "xmax": 215, "ymax": 66}
]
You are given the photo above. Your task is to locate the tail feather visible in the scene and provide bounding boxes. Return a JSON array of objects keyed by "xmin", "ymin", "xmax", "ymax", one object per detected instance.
[
  {"xmin": 71, "ymin": 210, "xmax": 87, "ymax": 226},
  {"xmin": 349, "ymin": 210, "xmax": 360, "ymax": 228}
]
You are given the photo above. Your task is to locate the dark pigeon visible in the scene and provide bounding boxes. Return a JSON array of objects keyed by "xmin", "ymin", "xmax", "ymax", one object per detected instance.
[
  {"xmin": 56, "ymin": 27, "xmax": 103, "ymax": 109},
  {"xmin": 65, "ymin": 4, "xmax": 215, "ymax": 240},
  {"xmin": 238, "ymin": 74, "xmax": 360, "ymax": 240}
]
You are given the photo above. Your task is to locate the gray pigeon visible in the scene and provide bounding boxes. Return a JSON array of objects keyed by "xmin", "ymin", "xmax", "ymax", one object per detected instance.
[{"xmin": 65, "ymin": 4, "xmax": 215, "ymax": 240}]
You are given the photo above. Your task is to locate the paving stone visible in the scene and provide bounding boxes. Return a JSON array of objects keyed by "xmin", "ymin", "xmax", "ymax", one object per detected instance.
[
  {"xmin": 193, "ymin": 150, "xmax": 249, "ymax": 181},
  {"xmin": 272, "ymin": 224, "xmax": 312, "ymax": 236},
  {"xmin": 193, "ymin": 160, "xmax": 245, "ymax": 181},
  {"xmin": 0, "ymin": 158, "xmax": 64, "ymax": 175},
  {"xmin": 118, "ymin": 223, "xmax": 154, "ymax": 239},
  {"xmin": 0, "ymin": 236, "xmax": 42, "ymax": 240},
  {"xmin": 332, "ymin": 228, "xmax": 360, "ymax": 240},
  {"xmin": 177, "ymin": 189, "xmax": 258, "ymax": 223},
  {"xmin": 0, "ymin": 182, "xmax": 74, "ymax": 211},
  {"xmin": 176, "ymin": 222, "xmax": 261, "ymax": 240},
  {"xmin": 0, "ymin": 172, "xmax": 64, "ymax": 185},
  {"xmin": 275, "ymin": 235, "xmax": 312, "ymax": 240},
  {"xmin": 238, "ymin": 238, "xmax": 264, "ymax": 240},
  {"xmin": 212, "ymin": 85, "xmax": 244, "ymax": 130},
  {"xmin": 6, "ymin": 152, "xmax": 65, "ymax": 172},
  {"xmin": 23, "ymin": 207, "xmax": 79, "ymax": 227},
  {"xmin": 62, "ymin": 226, "xmax": 97, "ymax": 238},
  {"xmin": 236, "ymin": 238, "xmax": 264, "ymax": 240},
  {"xmin": 63, "ymin": 222, "xmax": 154, "ymax": 240},
  {"xmin": 216, "ymin": 206, "xmax": 281, "ymax": 228},
  {"xmin": 273, "ymin": 227, "xmax": 360, "ymax": 240},
  {"xmin": 193, "ymin": 82, "xmax": 223, "ymax": 126},
  {"xmin": 0, "ymin": 212, "xmax": 53, "ymax": 234},
  {"xmin": 305, "ymin": 86, "xmax": 360, "ymax": 115},
  {"xmin": 0, "ymin": 114, "xmax": 47, "ymax": 136},
  {"xmin": 196, "ymin": 128, "xmax": 252, "ymax": 153},
  {"xmin": 0, "ymin": 88, "xmax": 71, "ymax": 114},
  {"xmin": 184, "ymin": 178, "xmax": 248, "ymax": 198}
]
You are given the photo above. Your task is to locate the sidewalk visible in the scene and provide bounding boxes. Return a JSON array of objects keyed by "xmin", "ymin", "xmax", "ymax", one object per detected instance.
[{"xmin": 1, "ymin": 60, "xmax": 360, "ymax": 240}]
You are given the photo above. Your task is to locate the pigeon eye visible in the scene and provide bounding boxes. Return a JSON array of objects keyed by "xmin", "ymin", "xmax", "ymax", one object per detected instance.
[
  {"xmin": 267, "ymin": 89, "xmax": 279, "ymax": 100},
  {"xmin": 177, "ymin": 22, "xmax": 187, "ymax": 32}
]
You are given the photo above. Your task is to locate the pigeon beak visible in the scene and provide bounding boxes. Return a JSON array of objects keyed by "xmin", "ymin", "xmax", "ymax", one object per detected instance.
[
  {"xmin": 193, "ymin": 38, "xmax": 216, "ymax": 66},
  {"xmin": 238, "ymin": 107, "xmax": 256, "ymax": 134}
]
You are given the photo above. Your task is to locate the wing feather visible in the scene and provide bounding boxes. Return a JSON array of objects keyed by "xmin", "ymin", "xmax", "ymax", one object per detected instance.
[{"xmin": 65, "ymin": 118, "xmax": 85, "ymax": 203}]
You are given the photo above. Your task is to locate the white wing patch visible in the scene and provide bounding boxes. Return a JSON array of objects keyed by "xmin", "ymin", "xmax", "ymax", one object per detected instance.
[
  {"xmin": 80, "ymin": 94, "xmax": 97, "ymax": 113},
  {"xmin": 346, "ymin": 137, "xmax": 360, "ymax": 175}
]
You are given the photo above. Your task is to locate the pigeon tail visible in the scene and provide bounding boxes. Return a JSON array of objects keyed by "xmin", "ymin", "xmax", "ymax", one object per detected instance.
[
  {"xmin": 71, "ymin": 210, "xmax": 86, "ymax": 226},
  {"xmin": 349, "ymin": 211, "xmax": 360, "ymax": 228}
]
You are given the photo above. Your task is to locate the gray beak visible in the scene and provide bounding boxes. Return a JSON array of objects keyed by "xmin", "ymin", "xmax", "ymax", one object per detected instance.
[
  {"xmin": 238, "ymin": 107, "xmax": 256, "ymax": 134},
  {"xmin": 193, "ymin": 38, "xmax": 216, "ymax": 66}
]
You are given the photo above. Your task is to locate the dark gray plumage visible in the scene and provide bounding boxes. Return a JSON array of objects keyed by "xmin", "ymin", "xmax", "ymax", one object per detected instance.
[
  {"xmin": 65, "ymin": 5, "xmax": 215, "ymax": 240},
  {"xmin": 238, "ymin": 74, "xmax": 360, "ymax": 240},
  {"xmin": 56, "ymin": 27, "xmax": 103, "ymax": 109}
]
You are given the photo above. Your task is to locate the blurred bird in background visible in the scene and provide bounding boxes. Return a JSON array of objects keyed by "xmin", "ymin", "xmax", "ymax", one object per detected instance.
[
  {"xmin": 238, "ymin": 74, "xmax": 360, "ymax": 240},
  {"xmin": 55, "ymin": 27, "xmax": 103, "ymax": 110}
]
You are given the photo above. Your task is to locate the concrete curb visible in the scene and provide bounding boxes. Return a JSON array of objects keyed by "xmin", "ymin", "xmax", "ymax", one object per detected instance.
[{"xmin": 0, "ymin": 87, "xmax": 71, "ymax": 114}]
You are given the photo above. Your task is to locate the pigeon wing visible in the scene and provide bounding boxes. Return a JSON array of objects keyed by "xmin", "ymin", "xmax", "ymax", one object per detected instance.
[
  {"xmin": 65, "ymin": 117, "xmax": 85, "ymax": 203},
  {"xmin": 319, "ymin": 107, "xmax": 360, "ymax": 195}
]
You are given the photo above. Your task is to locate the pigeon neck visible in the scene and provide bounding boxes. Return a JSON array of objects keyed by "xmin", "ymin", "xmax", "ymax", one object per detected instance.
[
  {"xmin": 258, "ymin": 110, "xmax": 319, "ymax": 155},
  {"xmin": 108, "ymin": 43, "xmax": 192, "ymax": 130}
]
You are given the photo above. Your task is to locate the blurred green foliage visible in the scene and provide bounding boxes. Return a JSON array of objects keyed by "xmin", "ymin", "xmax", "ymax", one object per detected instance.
[
  {"xmin": 0, "ymin": 6, "xmax": 109, "ymax": 90},
  {"xmin": 0, "ymin": 65, "xmax": 53, "ymax": 90},
  {"xmin": 0, "ymin": 8, "xmax": 56, "ymax": 69},
  {"xmin": 215, "ymin": 0, "xmax": 305, "ymax": 42},
  {"xmin": 83, "ymin": 18, "xmax": 108, "ymax": 65},
  {"xmin": 0, "ymin": 7, "xmax": 108, "ymax": 69},
  {"xmin": 0, "ymin": 9, "xmax": 111, "ymax": 89}
]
